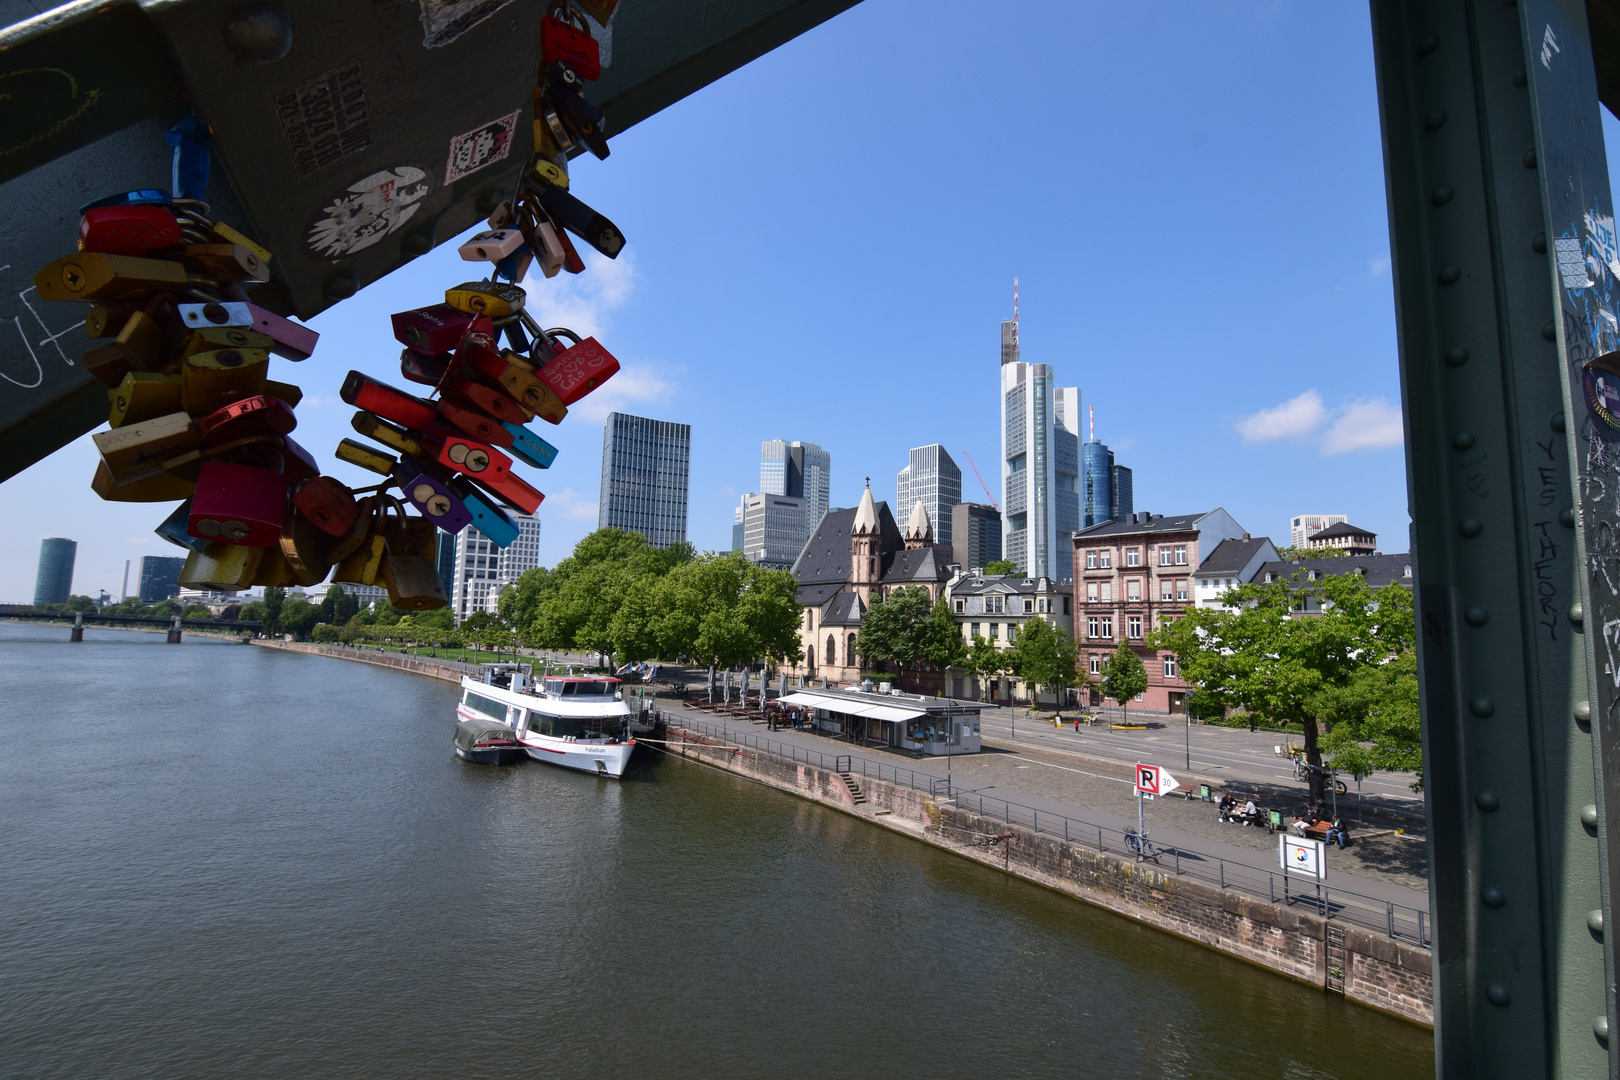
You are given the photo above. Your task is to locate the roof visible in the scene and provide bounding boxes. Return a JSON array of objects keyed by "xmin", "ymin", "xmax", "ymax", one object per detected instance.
[
  {"xmin": 1075, "ymin": 511, "xmax": 1207, "ymax": 538},
  {"xmin": 1312, "ymin": 522, "xmax": 1376, "ymax": 541},
  {"xmin": 1197, "ymin": 537, "xmax": 1275, "ymax": 575},
  {"xmin": 1254, "ymin": 553, "xmax": 1414, "ymax": 590},
  {"xmin": 853, "ymin": 481, "xmax": 878, "ymax": 534},
  {"xmin": 791, "ymin": 502, "xmax": 902, "ymax": 583},
  {"xmin": 904, "ymin": 499, "xmax": 932, "ymax": 541},
  {"xmin": 882, "ymin": 545, "xmax": 951, "ymax": 585},
  {"xmin": 949, "ymin": 573, "xmax": 1072, "ymax": 596},
  {"xmin": 820, "ymin": 591, "xmax": 866, "ymax": 626}
]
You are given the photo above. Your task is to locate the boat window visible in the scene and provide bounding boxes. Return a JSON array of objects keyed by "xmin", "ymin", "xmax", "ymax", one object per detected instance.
[
  {"xmin": 462, "ymin": 691, "xmax": 509, "ymax": 720},
  {"xmin": 562, "ymin": 681, "xmax": 617, "ymax": 696}
]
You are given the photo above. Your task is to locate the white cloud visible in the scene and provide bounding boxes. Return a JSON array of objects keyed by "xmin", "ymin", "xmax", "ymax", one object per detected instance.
[
  {"xmin": 1236, "ymin": 390, "xmax": 1327, "ymax": 443},
  {"xmin": 1321, "ymin": 398, "xmax": 1405, "ymax": 454},
  {"xmin": 570, "ymin": 362, "xmax": 679, "ymax": 422},
  {"xmin": 545, "ymin": 487, "xmax": 600, "ymax": 521},
  {"xmin": 521, "ymin": 247, "xmax": 636, "ymax": 341},
  {"xmin": 1370, "ymin": 254, "xmax": 1391, "ymax": 276}
]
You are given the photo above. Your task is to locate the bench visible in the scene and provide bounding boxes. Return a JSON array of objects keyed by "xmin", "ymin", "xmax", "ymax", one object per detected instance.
[{"xmin": 1294, "ymin": 819, "xmax": 1349, "ymax": 845}]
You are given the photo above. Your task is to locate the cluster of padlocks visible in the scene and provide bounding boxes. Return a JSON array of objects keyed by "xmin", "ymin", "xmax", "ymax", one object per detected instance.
[{"xmin": 34, "ymin": 1, "xmax": 624, "ymax": 613}]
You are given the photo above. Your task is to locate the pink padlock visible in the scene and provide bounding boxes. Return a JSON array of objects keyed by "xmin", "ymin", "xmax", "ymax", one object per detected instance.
[
  {"xmin": 530, "ymin": 221, "xmax": 566, "ymax": 279},
  {"xmin": 538, "ymin": 336, "xmax": 620, "ymax": 405},
  {"xmin": 187, "ymin": 461, "xmax": 289, "ymax": 547}
]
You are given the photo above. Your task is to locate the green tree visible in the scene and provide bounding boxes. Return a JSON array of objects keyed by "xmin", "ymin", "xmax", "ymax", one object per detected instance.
[
  {"xmin": 968, "ymin": 636, "xmax": 1001, "ymax": 702},
  {"xmin": 922, "ymin": 598, "xmax": 968, "ymax": 673},
  {"xmin": 852, "ymin": 586, "xmax": 934, "ymax": 679},
  {"xmin": 279, "ymin": 599, "xmax": 320, "ymax": 639},
  {"xmin": 1100, "ymin": 641, "xmax": 1148, "ymax": 724},
  {"xmin": 513, "ymin": 529, "xmax": 692, "ymax": 656},
  {"xmin": 263, "ymin": 586, "xmax": 285, "ymax": 635},
  {"xmin": 1009, "ymin": 617, "xmax": 1078, "ymax": 715},
  {"xmin": 238, "ymin": 600, "xmax": 266, "ymax": 623},
  {"xmin": 983, "ymin": 560, "xmax": 1019, "ymax": 576},
  {"xmin": 182, "ymin": 604, "xmax": 213, "ymax": 619},
  {"xmin": 1276, "ymin": 546, "xmax": 1350, "ymax": 560},
  {"xmin": 649, "ymin": 553, "xmax": 800, "ymax": 669}
]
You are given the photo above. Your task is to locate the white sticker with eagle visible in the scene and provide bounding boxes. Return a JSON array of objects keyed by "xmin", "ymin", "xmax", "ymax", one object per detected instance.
[{"xmin": 306, "ymin": 165, "xmax": 432, "ymax": 261}]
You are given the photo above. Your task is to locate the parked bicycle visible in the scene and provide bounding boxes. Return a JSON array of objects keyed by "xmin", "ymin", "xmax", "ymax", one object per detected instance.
[{"xmin": 1123, "ymin": 827, "xmax": 1159, "ymax": 862}]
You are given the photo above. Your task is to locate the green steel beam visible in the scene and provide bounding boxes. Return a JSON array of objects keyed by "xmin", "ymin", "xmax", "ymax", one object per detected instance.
[{"xmin": 1372, "ymin": 0, "xmax": 1612, "ymax": 1075}]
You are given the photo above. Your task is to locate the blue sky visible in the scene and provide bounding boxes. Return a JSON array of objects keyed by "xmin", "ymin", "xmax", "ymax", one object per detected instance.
[{"xmin": 1, "ymin": 1, "xmax": 1574, "ymax": 599}]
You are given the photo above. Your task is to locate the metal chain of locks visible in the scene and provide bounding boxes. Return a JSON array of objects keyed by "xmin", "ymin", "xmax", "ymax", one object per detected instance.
[{"xmin": 31, "ymin": 0, "xmax": 624, "ymax": 613}]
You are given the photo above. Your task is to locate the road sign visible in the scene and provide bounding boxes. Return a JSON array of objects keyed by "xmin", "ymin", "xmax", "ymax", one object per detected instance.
[
  {"xmin": 1279, "ymin": 835, "xmax": 1327, "ymax": 881},
  {"xmin": 1134, "ymin": 764, "xmax": 1181, "ymax": 796}
]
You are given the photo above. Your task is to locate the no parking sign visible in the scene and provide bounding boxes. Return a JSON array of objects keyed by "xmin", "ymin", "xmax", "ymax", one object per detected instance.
[{"xmin": 1134, "ymin": 764, "xmax": 1180, "ymax": 796}]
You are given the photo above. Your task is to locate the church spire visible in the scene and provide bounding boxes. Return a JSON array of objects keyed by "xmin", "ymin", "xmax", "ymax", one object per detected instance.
[
  {"xmin": 904, "ymin": 499, "xmax": 933, "ymax": 548},
  {"xmin": 852, "ymin": 477, "xmax": 878, "ymax": 535}
]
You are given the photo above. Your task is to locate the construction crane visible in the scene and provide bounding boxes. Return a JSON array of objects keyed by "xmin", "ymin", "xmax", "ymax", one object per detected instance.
[{"xmin": 962, "ymin": 451, "xmax": 1000, "ymax": 512}]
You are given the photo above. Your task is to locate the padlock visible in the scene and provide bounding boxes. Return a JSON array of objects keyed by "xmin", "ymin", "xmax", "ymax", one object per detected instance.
[
  {"xmin": 538, "ymin": 335, "xmax": 620, "ymax": 404},
  {"xmin": 339, "ymin": 371, "xmax": 439, "ymax": 431},
  {"xmin": 79, "ymin": 189, "xmax": 172, "ymax": 213},
  {"xmin": 574, "ymin": 0, "xmax": 619, "ymax": 25},
  {"xmin": 35, "ymin": 251, "xmax": 191, "ymax": 301},
  {"xmin": 86, "ymin": 302, "xmax": 141, "ymax": 339},
  {"xmin": 396, "ymin": 460, "xmax": 473, "ymax": 533},
  {"xmin": 281, "ymin": 435, "xmax": 321, "ymax": 486},
  {"xmin": 279, "ymin": 509, "xmax": 337, "ymax": 587},
  {"xmin": 534, "ymin": 113, "xmax": 571, "ymax": 160},
  {"xmin": 380, "ymin": 508, "xmax": 448, "ymax": 610},
  {"xmin": 93, "ymin": 412, "xmax": 200, "ymax": 484},
  {"xmin": 457, "ymin": 229, "xmax": 525, "ymax": 262},
  {"xmin": 443, "ymin": 375, "xmax": 535, "ymax": 424},
  {"xmin": 265, "ymin": 380, "xmax": 304, "ymax": 408},
  {"xmin": 109, "ymin": 372, "xmax": 183, "ymax": 427},
  {"xmin": 245, "ymin": 303, "xmax": 319, "ymax": 362},
  {"xmin": 208, "ymin": 221, "xmax": 272, "ymax": 266},
  {"xmin": 332, "ymin": 498, "xmax": 390, "ymax": 585},
  {"xmin": 436, "ymin": 399, "xmax": 514, "ymax": 447},
  {"xmin": 541, "ymin": 6, "xmax": 601, "ymax": 80},
  {"xmin": 180, "ymin": 541, "xmax": 265, "ymax": 589},
  {"xmin": 453, "ymin": 339, "xmax": 565, "ymax": 421},
  {"xmin": 465, "ymin": 468, "xmax": 544, "ymax": 517},
  {"xmin": 188, "ymin": 460, "xmax": 290, "ymax": 546},
  {"xmin": 292, "ymin": 476, "xmax": 361, "ymax": 538},
  {"xmin": 492, "ymin": 246, "xmax": 533, "ymax": 283},
  {"xmin": 92, "ymin": 459, "xmax": 197, "ymax": 502},
  {"xmin": 154, "ymin": 499, "xmax": 211, "ymax": 553},
  {"xmin": 528, "ymin": 183, "xmax": 622, "ymax": 258},
  {"xmin": 335, "ymin": 438, "xmax": 399, "ymax": 477},
  {"xmin": 448, "ymin": 477, "xmax": 520, "ymax": 548},
  {"xmin": 400, "ymin": 348, "xmax": 453, "ymax": 387},
  {"xmin": 529, "ymin": 160, "xmax": 569, "ymax": 190},
  {"xmin": 438, "ymin": 436, "xmax": 543, "ymax": 514},
  {"xmin": 444, "ymin": 281, "xmax": 526, "ymax": 318},
  {"xmin": 487, "ymin": 200, "xmax": 517, "ymax": 230},
  {"xmin": 544, "ymin": 61, "xmax": 611, "ymax": 160},
  {"xmin": 552, "ymin": 222, "xmax": 587, "ymax": 274},
  {"xmin": 178, "ymin": 300, "xmax": 252, "ymax": 333},
  {"xmin": 391, "ymin": 304, "xmax": 477, "ymax": 354},
  {"xmin": 180, "ymin": 347, "xmax": 270, "ymax": 415},
  {"xmin": 198, "ymin": 395, "xmax": 298, "ymax": 443},
  {"xmin": 351, "ymin": 411, "xmax": 427, "ymax": 458},
  {"xmin": 178, "ymin": 244, "xmax": 271, "ymax": 283},
  {"xmin": 182, "ymin": 325, "xmax": 275, "ymax": 357},
  {"xmin": 250, "ymin": 543, "xmax": 304, "ymax": 588},
  {"xmin": 329, "ymin": 494, "xmax": 382, "ymax": 564},
  {"xmin": 80, "ymin": 308, "xmax": 174, "ymax": 386},
  {"xmin": 79, "ymin": 204, "xmax": 183, "ymax": 257},
  {"xmin": 502, "ymin": 423, "xmax": 559, "ymax": 468},
  {"xmin": 529, "ymin": 220, "xmax": 566, "ymax": 278}
]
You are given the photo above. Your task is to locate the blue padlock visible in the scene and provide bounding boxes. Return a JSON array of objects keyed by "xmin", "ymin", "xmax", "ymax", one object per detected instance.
[{"xmin": 501, "ymin": 422, "xmax": 558, "ymax": 469}]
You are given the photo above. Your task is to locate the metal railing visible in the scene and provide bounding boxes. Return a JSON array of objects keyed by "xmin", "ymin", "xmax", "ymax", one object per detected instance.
[{"xmin": 663, "ymin": 713, "xmax": 1430, "ymax": 948}]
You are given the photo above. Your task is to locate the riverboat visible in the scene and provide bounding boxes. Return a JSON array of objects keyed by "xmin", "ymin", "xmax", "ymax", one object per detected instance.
[{"xmin": 455, "ymin": 665, "xmax": 635, "ymax": 778}]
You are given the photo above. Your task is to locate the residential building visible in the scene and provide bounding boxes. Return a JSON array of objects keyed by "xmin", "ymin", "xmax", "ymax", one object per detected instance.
[
  {"xmin": 762, "ymin": 438, "xmax": 830, "ymax": 535},
  {"xmin": 138, "ymin": 555, "xmax": 184, "ymax": 603},
  {"xmin": 449, "ymin": 514, "xmax": 542, "ymax": 621},
  {"xmin": 951, "ymin": 502, "xmax": 1003, "ymax": 571},
  {"xmin": 789, "ymin": 482, "xmax": 953, "ymax": 688},
  {"xmin": 177, "ymin": 588, "xmax": 238, "ymax": 613},
  {"xmin": 33, "ymin": 537, "xmax": 75, "ymax": 605},
  {"xmin": 737, "ymin": 491, "xmax": 810, "ymax": 569},
  {"xmin": 1072, "ymin": 509, "xmax": 1248, "ymax": 715},
  {"xmin": 1192, "ymin": 536, "xmax": 1282, "ymax": 608},
  {"xmin": 598, "ymin": 412, "xmax": 691, "ymax": 549},
  {"xmin": 896, "ymin": 444, "xmax": 962, "ymax": 549},
  {"xmin": 1255, "ymin": 553, "xmax": 1415, "ymax": 613},
  {"xmin": 945, "ymin": 569, "xmax": 1073, "ymax": 703},
  {"xmin": 1305, "ymin": 521, "xmax": 1378, "ymax": 557},
  {"xmin": 999, "ymin": 314, "xmax": 1080, "ymax": 581},
  {"xmin": 1289, "ymin": 514, "xmax": 1348, "ymax": 549}
]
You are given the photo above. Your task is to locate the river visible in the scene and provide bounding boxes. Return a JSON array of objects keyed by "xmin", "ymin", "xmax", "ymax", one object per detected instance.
[{"xmin": 0, "ymin": 624, "xmax": 1433, "ymax": 1078}]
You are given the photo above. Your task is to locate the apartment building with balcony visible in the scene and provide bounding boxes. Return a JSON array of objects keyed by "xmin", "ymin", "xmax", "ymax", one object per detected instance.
[{"xmin": 1072, "ymin": 508, "xmax": 1247, "ymax": 715}]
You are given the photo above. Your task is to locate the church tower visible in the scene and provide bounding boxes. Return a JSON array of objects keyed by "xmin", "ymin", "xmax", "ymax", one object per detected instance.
[
  {"xmin": 903, "ymin": 499, "xmax": 933, "ymax": 551},
  {"xmin": 851, "ymin": 478, "xmax": 880, "ymax": 603}
]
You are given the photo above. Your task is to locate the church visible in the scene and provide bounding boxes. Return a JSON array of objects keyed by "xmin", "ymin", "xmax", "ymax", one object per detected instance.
[{"xmin": 788, "ymin": 480, "xmax": 954, "ymax": 686}]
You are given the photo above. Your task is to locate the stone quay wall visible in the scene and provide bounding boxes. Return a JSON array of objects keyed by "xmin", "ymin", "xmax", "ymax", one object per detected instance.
[
  {"xmin": 252, "ymin": 640, "xmax": 466, "ymax": 684},
  {"xmin": 656, "ymin": 720, "xmax": 1433, "ymax": 1028}
]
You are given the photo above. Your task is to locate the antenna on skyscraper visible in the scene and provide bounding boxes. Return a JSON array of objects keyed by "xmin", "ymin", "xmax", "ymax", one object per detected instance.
[
  {"xmin": 1089, "ymin": 403, "xmax": 1095, "ymax": 442},
  {"xmin": 1012, "ymin": 275, "xmax": 1019, "ymax": 350}
]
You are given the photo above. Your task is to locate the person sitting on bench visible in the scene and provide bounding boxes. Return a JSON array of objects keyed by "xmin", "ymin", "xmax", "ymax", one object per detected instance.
[{"xmin": 1324, "ymin": 816, "xmax": 1348, "ymax": 848}]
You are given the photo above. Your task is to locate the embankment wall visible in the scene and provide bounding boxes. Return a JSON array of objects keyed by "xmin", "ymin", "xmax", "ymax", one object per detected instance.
[{"xmin": 252, "ymin": 640, "xmax": 465, "ymax": 684}]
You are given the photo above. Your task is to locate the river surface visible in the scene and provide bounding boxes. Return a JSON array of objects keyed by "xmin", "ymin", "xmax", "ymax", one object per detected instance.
[{"xmin": 0, "ymin": 624, "xmax": 1434, "ymax": 1078}]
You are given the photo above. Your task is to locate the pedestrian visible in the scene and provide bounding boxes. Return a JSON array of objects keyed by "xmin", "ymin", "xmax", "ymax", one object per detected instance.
[
  {"xmin": 1073, "ymin": 718, "xmax": 1081, "ymax": 733},
  {"xmin": 1325, "ymin": 816, "xmax": 1348, "ymax": 848}
]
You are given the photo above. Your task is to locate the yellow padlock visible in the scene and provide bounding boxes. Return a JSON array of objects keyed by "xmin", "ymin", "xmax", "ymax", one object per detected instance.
[
  {"xmin": 444, "ymin": 281, "xmax": 527, "ymax": 318},
  {"xmin": 180, "ymin": 542, "xmax": 264, "ymax": 589},
  {"xmin": 350, "ymin": 412, "xmax": 425, "ymax": 457},
  {"xmin": 182, "ymin": 326, "xmax": 275, "ymax": 357},
  {"xmin": 180, "ymin": 244, "xmax": 271, "ymax": 283},
  {"xmin": 180, "ymin": 348, "xmax": 270, "ymax": 415},
  {"xmin": 334, "ymin": 438, "xmax": 398, "ymax": 477},
  {"xmin": 81, "ymin": 309, "xmax": 173, "ymax": 387},
  {"xmin": 35, "ymin": 252, "xmax": 189, "ymax": 302},
  {"xmin": 209, "ymin": 221, "xmax": 272, "ymax": 265},
  {"xmin": 265, "ymin": 380, "xmax": 303, "ymax": 408},
  {"xmin": 381, "ymin": 505, "xmax": 446, "ymax": 610},
  {"xmin": 109, "ymin": 372, "xmax": 183, "ymax": 427},
  {"xmin": 331, "ymin": 498, "xmax": 390, "ymax": 586},
  {"xmin": 251, "ymin": 544, "xmax": 305, "ymax": 588},
  {"xmin": 93, "ymin": 412, "xmax": 200, "ymax": 484},
  {"xmin": 90, "ymin": 460, "xmax": 197, "ymax": 502}
]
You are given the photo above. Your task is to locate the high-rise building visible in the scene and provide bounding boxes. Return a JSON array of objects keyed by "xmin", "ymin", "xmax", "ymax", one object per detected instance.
[
  {"xmin": 1081, "ymin": 441, "xmax": 1114, "ymax": 529},
  {"xmin": 1290, "ymin": 514, "xmax": 1348, "ymax": 549},
  {"xmin": 33, "ymin": 537, "xmax": 76, "ymax": 605},
  {"xmin": 951, "ymin": 502, "xmax": 1003, "ymax": 571},
  {"xmin": 449, "ymin": 514, "xmax": 542, "ymax": 621},
  {"xmin": 1111, "ymin": 463, "xmax": 1134, "ymax": 522},
  {"xmin": 436, "ymin": 529, "xmax": 457, "ymax": 602},
  {"xmin": 736, "ymin": 492, "xmax": 810, "ymax": 569},
  {"xmin": 895, "ymin": 444, "xmax": 962, "ymax": 549},
  {"xmin": 138, "ymin": 555, "xmax": 184, "ymax": 603},
  {"xmin": 731, "ymin": 504, "xmax": 745, "ymax": 552},
  {"xmin": 598, "ymin": 412, "xmax": 691, "ymax": 549},
  {"xmin": 761, "ymin": 439, "xmax": 830, "ymax": 532},
  {"xmin": 999, "ymin": 316, "xmax": 1080, "ymax": 582}
]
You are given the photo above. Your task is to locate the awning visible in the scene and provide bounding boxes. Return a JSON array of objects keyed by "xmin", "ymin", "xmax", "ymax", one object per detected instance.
[{"xmin": 775, "ymin": 692, "xmax": 924, "ymax": 723}]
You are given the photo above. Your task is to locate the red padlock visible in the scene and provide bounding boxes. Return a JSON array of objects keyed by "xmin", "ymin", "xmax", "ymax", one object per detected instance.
[
  {"xmin": 442, "ymin": 375, "xmax": 534, "ymax": 424},
  {"xmin": 340, "ymin": 371, "xmax": 439, "ymax": 431},
  {"xmin": 437, "ymin": 434, "xmax": 544, "ymax": 515},
  {"xmin": 553, "ymin": 224, "xmax": 586, "ymax": 274},
  {"xmin": 540, "ymin": 8, "xmax": 601, "ymax": 81},
  {"xmin": 390, "ymin": 304, "xmax": 477, "ymax": 355},
  {"xmin": 282, "ymin": 435, "xmax": 320, "ymax": 486},
  {"xmin": 188, "ymin": 461, "xmax": 289, "ymax": 547},
  {"xmin": 79, "ymin": 205, "xmax": 183, "ymax": 257},
  {"xmin": 538, "ymin": 336, "xmax": 620, "ymax": 405},
  {"xmin": 198, "ymin": 395, "xmax": 298, "ymax": 444},
  {"xmin": 293, "ymin": 476, "xmax": 360, "ymax": 538},
  {"xmin": 400, "ymin": 348, "xmax": 452, "ymax": 387},
  {"xmin": 436, "ymin": 399, "xmax": 514, "ymax": 448}
]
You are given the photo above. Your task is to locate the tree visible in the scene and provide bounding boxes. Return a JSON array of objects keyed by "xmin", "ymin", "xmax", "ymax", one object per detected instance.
[
  {"xmin": 182, "ymin": 604, "xmax": 213, "ymax": 619},
  {"xmin": 649, "ymin": 553, "xmax": 801, "ymax": 669},
  {"xmin": 853, "ymin": 586, "xmax": 934, "ymax": 680},
  {"xmin": 508, "ymin": 529, "xmax": 692, "ymax": 656},
  {"xmin": 1277, "ymin": 546, "xmax": 1350, "ymax": 560},
  {"xmin": 1009, "ymin": 617, "xmax": 1078, "ymax": 715},
  {"xmin": 983, "ymin": 560, "xmax": 1019, "ymax": 576},
  {"xmin": 263, "ymin": 586, "xmax": 285, "ymax": 636},
  {"xmin": 968, "ymin": 636, "xmax": 1002, "ymax": 702},
  {"xmin": 279, "ymin": 599, "xmax": 320, "ymax": 639},
  {"xmin": 922, "ymin": 598, "xmax": 968, "ymax": 674},
  {"xmin": 1100, "ymin": 641, "xmax": 1148, "ymax": 724}
]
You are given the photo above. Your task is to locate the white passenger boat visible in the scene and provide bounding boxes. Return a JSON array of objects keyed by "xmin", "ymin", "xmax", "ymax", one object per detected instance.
[{"xmin": 456, "ymin": 666, "xmax": 635, "ymax": 778}]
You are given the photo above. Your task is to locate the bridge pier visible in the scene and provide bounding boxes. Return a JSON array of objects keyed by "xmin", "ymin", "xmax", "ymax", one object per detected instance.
[
  {"xmin": 166, "ymin": 616, "xmax": 181, "ymax": 644},
  {"xmin": 70, "ymin": 612, "xmax": 82, "ymax": 642}
]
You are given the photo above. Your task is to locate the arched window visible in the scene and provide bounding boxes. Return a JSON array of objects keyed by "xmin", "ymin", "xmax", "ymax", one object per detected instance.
[
  {"xmin": 846, "ymin": 634, "xmax": 857, "ymax": 667},
  {"xmin": 807, "ymin": 646, "xmax": 815, "ymax": 671},
  {"xmin": 805, "ymin": 608, "xmax": 813, "ymax": 631},
  {"xmin": 826, "ymin": 634, "xmax": 836, "ymax": 667}
]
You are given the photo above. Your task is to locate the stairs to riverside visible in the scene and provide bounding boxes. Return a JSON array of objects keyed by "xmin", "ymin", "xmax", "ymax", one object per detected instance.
[{"xmin": 838, "ymin": 772, "xmax": 868, "ymax": 806}]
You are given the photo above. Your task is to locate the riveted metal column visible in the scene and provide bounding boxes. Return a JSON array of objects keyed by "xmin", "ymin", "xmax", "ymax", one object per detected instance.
[{"xmin": 1372, "ymin": 1, "xmax": 1607, "ymax": 1076}]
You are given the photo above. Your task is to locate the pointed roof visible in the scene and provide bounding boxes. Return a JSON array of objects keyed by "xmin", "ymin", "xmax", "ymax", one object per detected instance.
[
  {"xmin": 852, "ymin": 478, "xmax": 878, "ymax": 534},
  {"xmin": 904, "ymin": 499, "xmax": 933, "ymax": 542}
]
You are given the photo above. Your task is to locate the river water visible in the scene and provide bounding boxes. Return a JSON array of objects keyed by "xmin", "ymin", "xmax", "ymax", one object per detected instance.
[{"xmin": 0, "ymin": 625, "xmax": 1433, "ymax": 1078}]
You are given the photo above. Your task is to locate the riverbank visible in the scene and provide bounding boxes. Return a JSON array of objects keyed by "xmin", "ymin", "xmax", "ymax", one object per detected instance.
[{"xmin": 252, "ymin": 639, "xmax": 472, "ymax": 683}]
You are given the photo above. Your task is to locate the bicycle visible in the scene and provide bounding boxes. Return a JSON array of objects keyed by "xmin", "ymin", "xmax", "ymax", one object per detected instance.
[{"xmin": 1123, "ymin": 827, "xmax": 1159, "ymax": 862}]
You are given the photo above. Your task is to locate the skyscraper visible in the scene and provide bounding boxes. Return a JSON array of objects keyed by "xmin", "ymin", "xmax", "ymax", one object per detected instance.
[
  {"xmin": 1111, "ymin": 463, "xmax": 1134, "ymax": 522},
  {"xmin": 999, "ymin": 309, "xmax": 1080, "ymax": 582},
  {"xmin": 736, "ymin": 492, "xmax": 809, "ymax": 569},
  {"xmin": 761, "ymin": 439, "xmax": 830, "ymax": 532},
  {"xmin": 598, "ymin": 412, "xmax": 692, "ymax": 549},
  {"xmin": 33, "ymin": 537, "xmax": 76, "ymax": 605},
  {"xmin": 449, "ymin": 514, "xmax": 542, "ymax": 621},
  {"xmin": 951, "ymin": 502, "xmax": 1003, "ymax": 571},
  {"xmin": 138, "ymin": 555, "xmax": 184, "ymax": 603},
  {"xmin": 1081, "ymin": 440, "xmax": 1114, "ymax": 529},
  {"xmin": 1290, "ymin": 514, "xmax": 1349, "ymax": 548},
  {"xmin": 895, "ymin": 444, "xmax": 962, "ymax": 549}
]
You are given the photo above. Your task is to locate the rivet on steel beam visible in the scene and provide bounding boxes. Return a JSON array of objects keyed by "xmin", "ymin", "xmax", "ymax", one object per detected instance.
[
  {"xmin": 1551, "ymin": 412, "xmax": 1566, "ymax": 432},
  {"xmin": 1465, "ymin": 606, "xmax": 1489, "ymax": 626},
  {"xmin": 1452, "ymin": 430, "xmax": 1476, "ymax": 450},
  {"xmin": 1446, "ymin": 346, "xmax": 1470, "ymax": 366},
  {"xmin": 1476, "ymin": 789, "xmax": 1501, "ymax": 811},
  {"xmin": 1438, "ymin": 265, "xmax": 1461, "ymax": 285},
  {"xmin": 1426, "ymin": 111, "xmax": 1448, "ymax": 131},
  {"xmin": 1471, "ymin": 696, "xmax": 1496, "ymax": 717},
  {"xmin": 1581, "ymin": 804, "xmax": 1599, "ymax": 828},
  {"xmin": 1432, "ymin": 185, "xmax": 1454, "ymax": 205},
  {"xmin": 1523, "ymin": 148, "xmax": 1537, "ymax": 167},
  {"xmin": 324, "ymin": 270, "xmax": 358, "ymax": 301},
  {"xmin": 1561, "ymin": 508, "xmax": 1576, "ymax": 527},
  {"xmin": 1544, "ymin": 321, "xmax": 1558, "ymax": 341},
  {"xmin": 1575, "ymin": 700, "xmax": 1592, "ymax": 726},
  {"xmin": 1486, "ymin": 982, "xmax": 1511, "ymax": 1006},
  {"xmin": 1459, "ymin": 518, "xmax": 1482, "ymax": 537},
  {"xmin": 1533, "ymin": 233, "xmax": 1547, "ymax": 253},
  {"xmin": 1418, "ymin": 35, "xmax": 1439, "ymax": 56},
  {"xmin": 1481, "ymin": 885, "xmax": 1506, "ymax": 908},
  {"xmin": 223, "ymin": 6, "xmax": 293, "ymax": 63},
  {"xmin": 1570, "ymin": 602, "xmax": 1584, "ymax": 624},
  {"xmin": 1588, "ymin": 908, "xmax": 1604, "ymax": 937},
  {"xmin": 1595, "ymin": 1016, "xmax": 1609, "ymax": 1042}
]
